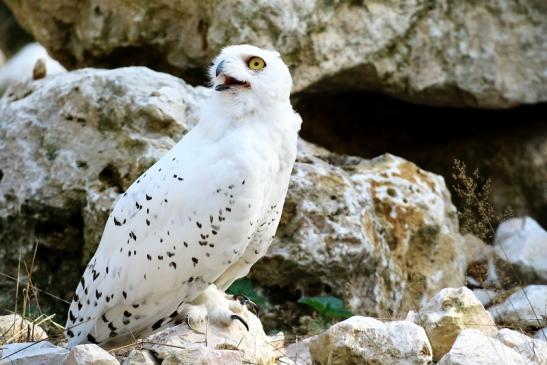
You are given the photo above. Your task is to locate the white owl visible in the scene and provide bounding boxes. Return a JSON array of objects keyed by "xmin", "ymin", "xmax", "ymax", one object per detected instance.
[{"xmin": 65, "ymin": 45, "xmax": 301, "ymax": 347}]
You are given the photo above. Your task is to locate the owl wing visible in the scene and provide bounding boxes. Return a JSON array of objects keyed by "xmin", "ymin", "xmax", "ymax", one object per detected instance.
[{"xmin": 65, "ymin": 143, "xmax": 265, "ymax": 346}]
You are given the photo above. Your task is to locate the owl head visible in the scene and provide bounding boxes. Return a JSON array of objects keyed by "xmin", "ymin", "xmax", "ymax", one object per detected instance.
[{"xmin": 208, "ymin": 45, "xmax": 293, "ymax": 111}]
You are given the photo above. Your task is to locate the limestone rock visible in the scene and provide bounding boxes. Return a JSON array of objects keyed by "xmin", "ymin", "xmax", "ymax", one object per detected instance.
[
  {"xmin": 0, "ymin": 67, "xmax": 207, "ymax": 314},
  {"xmin": 496, "ymin": 328, "xmax": 547, "ymax": 364},
  {"xmin": 309, "ymin": 316, "xmax": 432, "ymax": 365},
  {"xmin": 489, "ymin": 285, "xmax": 547, "ymax": 329},
  {"xmin": 0, "ymin": 341, "xmax": 68, "ymax": 365},
  {"xmin": 491, "ymin": 217, "xmax": 547, "ymax": 285},
  {"xmin": 254, "ymin": 142, "xmax": 466, "ymax": 321},
  {"xmin": 121, "ymin": 350, "xmax": 158, "ymax": 365},
  {"xmin": 417, "ymin": 287, "xmax": 497, "ymax": 361},
  {"xmin": 142, "ymin": 305, "xmax": 282, "ymax": 365},
  {"xmin": 0, "ymin": 43, "xmax": 65, "ymax": 95},
  {"xmin": 64, "ymin": 344, "xmax": 119, "ymax": 365},
  {"xmin": 0, "ymin": 314, "xmax": 48, "ymax": 343},
  {"xmin": 437, "ymin": 329, "xmax": 530, "ymax": 365},
  {"xmin": 4, "ymin": 0, "xmax": 547, "ymax": 107}
]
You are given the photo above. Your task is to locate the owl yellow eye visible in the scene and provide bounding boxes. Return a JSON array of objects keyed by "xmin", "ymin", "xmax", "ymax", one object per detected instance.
[{"xmin": 247, "ymin": 57, "xmax": 266, "ymax": 70}]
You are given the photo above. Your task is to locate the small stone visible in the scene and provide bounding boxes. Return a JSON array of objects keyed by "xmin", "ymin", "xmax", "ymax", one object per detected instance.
[
  {"xmin": 495, "ymin": 328, "xmax": 547, "ymax": 364},
  {"xmin": 64, "ymin": 344, "xmax": 119, "ymax": 365},
  {"xmin": 160, "ymin": 347, "xmax": 241, "ymax": 365},
  {"xmin": 121, "ymin": 350, "xmax": 158, "ymax": 365},
  {"xmin": 437, "ymin": 329, "xmax": 529, "ymax": 365},
  {"xmin": 309, "ymin": 316, "xmax": 432, "ymax": 365},
  {"xmin": 534, "ymin": 328, "xmax": 547, "ymax": 342},
  {"xmin": 0, "ymin": 314, "xmax": 48, "ymax": 342},
  {"xmin": 418, "ymin": 287, "xmax": 497, "ymax": 361},
  {"xmin": 0, "ymin": 341, "xmax": 68, "ymax": 365},
  {"xmin": 283, "ymin": 337, "xmax": 312, "ymax": 365},
  {"xmin": 492, "ymin": 217, "xmax": 547, "ymax": 285},
  {"xmin": 471, "ymin": 289, "xmax": 499, "ymax": 308},
  {"xmin": 489, "ymin": 285, "xmax": 547, "ymax": 328}
]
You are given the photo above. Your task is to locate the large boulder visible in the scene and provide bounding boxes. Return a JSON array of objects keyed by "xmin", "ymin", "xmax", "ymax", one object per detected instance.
[
  {"xmin": 4, "ymin": 0, "xmax": 547, "ymax": 108},
  {"xmin": 309, "ymin": 316, "xmax": 432, "ymax": 365},
  {"xmin": 0, "ymin": 67, "xmax": 465, "ymax": 324},
  {"xmin": 496, "ymin": 328, "xmax": 547, "ymax": 364}
]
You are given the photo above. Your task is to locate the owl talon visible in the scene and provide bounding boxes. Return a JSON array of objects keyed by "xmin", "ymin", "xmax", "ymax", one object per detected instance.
[
  {"xmin": 233, "ymin": 295, "xmax": 260, "ymax": 316},
  {"xmin": 230, "ymin": 314, "xmax": 249, "ymax": 331}
]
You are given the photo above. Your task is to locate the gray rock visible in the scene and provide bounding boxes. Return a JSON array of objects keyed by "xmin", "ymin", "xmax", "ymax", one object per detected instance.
[
  {"xmin": 4, "ymin": 0, "xmax": 547, "ymax": 107},
  {"xmin": 64, "ymin": 344, "xmax": 119, "ymax": 365},
  {"xmin": 492, "ymin": 217, "xmax": 547, "ymax": 285},
  {"xmin": 489, "ymin": 285, "xmax": 547, "ymax": 329},
  {"xmin": 535, "ymin": 328, "xmax": 547, "ymax": 342},
  {"xmin": 496, "ymin": 328, "xmax": 547, "ymax": 364},
  {"xmin": 437, "ymin": 329, "xmax": 530, "ymax": 365},
  {"xmin": 121, "ymin": 350, "xmax": 158, "ymax": 365},
  {"xmin": 309, "ymin": 316, "xmax": 432, "ymax": 365},
  {"xmin": 0, "ymin": 341, "xmax": 68, "ymax": 365}
]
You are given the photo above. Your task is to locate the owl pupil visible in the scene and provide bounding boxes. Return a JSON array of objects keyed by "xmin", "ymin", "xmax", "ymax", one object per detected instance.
[{"xmin": 254, "ymin": 62, "xmax": 258, "ymax": 66}]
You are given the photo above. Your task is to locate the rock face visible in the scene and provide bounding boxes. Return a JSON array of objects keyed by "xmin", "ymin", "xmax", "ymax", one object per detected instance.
[
  {"xmin": 437, "ymin": 329, "xmax": 530, "ymax": 365},
  {"xmin": 142, "ymin": 306, "xmax": 282, "ymax": 365},
  {"xmin": 0, "ymin": 314, "xmax": 48, "ymax": 343},
  {"xmin": 0, "ymin": 67, "xmax": 466, "ymax": 321},
  {"xmin": 253, "ymin": 142, "xmax": 466, "ymax": 319},
  {"xmin": 4, "ymin": 0, "xmax": 547, "ymax": 108},
  {"xmin": 121, "ymin": 350, "xmax": 158, "ymax": 365},
  {"xmin": 308, "ymin": 316, "xmax": 432, "ymax": 365},
  {"xmin": 489, "ymin": 285, "xmax": 547, "ymax": 329},
  {"xmin": 491, "ymin": 217, "xmax": 547, "ymax": 285},
  {"xmin": 0, "ymin": 42, "xmax": 66, "ymax": 95},
  {"xmin": 0, "ymin": 67, "xmax": 207, "ymax": 312},
  {"xmin": 417, "ymin": 287, "xmax": 497, "ymax": 361}
]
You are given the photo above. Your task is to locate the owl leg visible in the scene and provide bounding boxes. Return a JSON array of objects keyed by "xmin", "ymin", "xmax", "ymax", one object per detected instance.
[{"xmin": 179, "ymin": 284, "xmax": 248, "ymax": 332}]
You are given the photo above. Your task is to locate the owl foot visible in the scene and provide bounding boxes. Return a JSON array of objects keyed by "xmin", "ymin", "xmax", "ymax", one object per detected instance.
[
  {"xmin": 233, "ymin": 294, "xmax": 260, "ymax": 316},
  {"xmin": 180, "ymin": 285, "xmax": 249, "ymax": 333}
]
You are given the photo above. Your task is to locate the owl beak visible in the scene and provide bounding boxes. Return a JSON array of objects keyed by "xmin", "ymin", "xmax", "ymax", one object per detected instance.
[
  {"xmin": 215, "ymin": 60, "xmax": 225, "ymax": 77},
  {"xmin": 214, "ymin": 60, "xmax": 249, "ymax": 91}
]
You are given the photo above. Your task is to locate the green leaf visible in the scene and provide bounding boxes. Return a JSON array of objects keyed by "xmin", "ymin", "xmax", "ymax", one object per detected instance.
[
  {"xmin": 227, "ymin": 278, "xmax": 271, "ymax": 309},
  {"xmin": 298, "ymin": 295, "xmax": 352, "ymax": 319}
]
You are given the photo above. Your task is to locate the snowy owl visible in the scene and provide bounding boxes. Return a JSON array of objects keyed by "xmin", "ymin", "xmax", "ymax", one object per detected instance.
[{"xmin": 65, "ymin": 45, "xmax": 301, "ymax": 347}]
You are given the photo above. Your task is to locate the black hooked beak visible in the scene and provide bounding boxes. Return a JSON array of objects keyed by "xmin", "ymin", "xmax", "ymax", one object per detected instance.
[{"xmin": 215, "ymin": 60, "xmax": 225, "ymax": 77}]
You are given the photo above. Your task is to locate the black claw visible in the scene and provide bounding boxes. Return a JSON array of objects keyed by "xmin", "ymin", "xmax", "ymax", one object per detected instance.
[
  {"xmin": 230, "ymin": 314, "xmax": 249, "ymax": 331},
  {"xmin": 234, "ymin": 294, "xmax": 260, "ymax": 316}
]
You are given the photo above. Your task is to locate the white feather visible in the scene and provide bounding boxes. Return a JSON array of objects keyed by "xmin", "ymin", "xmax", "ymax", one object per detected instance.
[{"xmin": 65, "ymin": 45, "xmax": 301, "ymax": 346}]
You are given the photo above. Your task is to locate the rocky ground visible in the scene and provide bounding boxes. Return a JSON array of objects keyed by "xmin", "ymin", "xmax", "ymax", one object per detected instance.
[{"xmin": 0, "ymin": 1, "xmax": 546, "ymax": 364}]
